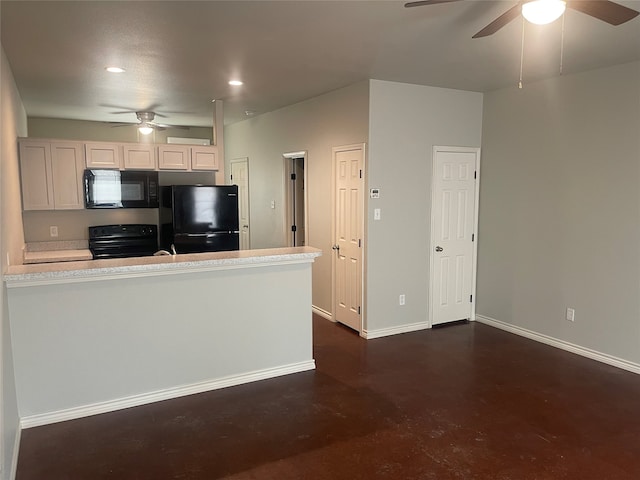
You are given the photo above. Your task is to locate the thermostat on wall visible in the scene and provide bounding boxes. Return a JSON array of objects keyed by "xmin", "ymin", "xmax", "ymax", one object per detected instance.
[{"xmin": 370, "ymin": 188, "xmax": 380, "ymax": 199}]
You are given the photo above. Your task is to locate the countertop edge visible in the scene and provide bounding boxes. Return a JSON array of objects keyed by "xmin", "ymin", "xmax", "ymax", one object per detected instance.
[{"xmin": 5, "ymin": 247, "xmax": 322, "ymax": 287}]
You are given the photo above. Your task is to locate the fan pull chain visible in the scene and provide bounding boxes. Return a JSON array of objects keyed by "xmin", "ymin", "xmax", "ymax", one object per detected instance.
[
  {"xmin": 518, "ymin": 16, "xmax": 525, "ymax": 89},
  {"xmin": 560, "ymin": 13, "xmax": 565, "ymax": 75}
]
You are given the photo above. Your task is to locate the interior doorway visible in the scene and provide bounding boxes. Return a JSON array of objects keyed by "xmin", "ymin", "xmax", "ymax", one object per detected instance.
[
  {"xmin": 283, "ymin": 151, "xmax": 307, "ymax": 247},
  {"xmin": 230, "ymin": 157, "xmax": 250, "ymax": 250}
]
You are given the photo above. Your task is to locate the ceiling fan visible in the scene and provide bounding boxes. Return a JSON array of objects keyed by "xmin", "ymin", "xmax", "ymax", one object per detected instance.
[
  {"xmin": 405, "ymin": 0, "xmax": 639, "ymax": 38},
  {"xmin": 109, "ymin": 111, "xmax": 189, "ymax": 135}
]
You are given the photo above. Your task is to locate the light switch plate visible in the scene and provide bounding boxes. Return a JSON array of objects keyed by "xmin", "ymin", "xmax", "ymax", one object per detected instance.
[{"xmin": 566, "ymin": 308, "xmax": 575, "ymax": 322}]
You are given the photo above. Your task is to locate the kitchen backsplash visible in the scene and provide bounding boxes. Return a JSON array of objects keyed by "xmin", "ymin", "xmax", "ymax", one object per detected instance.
[
  {"xmin": 22, "ymin": 170, "xmax": 217, "ymax": 242},
  {"xmin": 23, "ymin": 209, "xmax": 160, "ymax": 242}
]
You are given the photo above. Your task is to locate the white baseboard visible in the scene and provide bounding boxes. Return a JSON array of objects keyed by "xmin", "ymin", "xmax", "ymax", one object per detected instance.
[
  {"xmin": 9, "ymin": 425, "xmax": 21, "ymax": 480},
  {"xmin": 476, "ymin": 315, "xmax": 640, "ymax": 375},
  {"xmin": 312, "ymin": 305, "xmax": 333, "ymax": 322},
  {"xmin": 362, "ymin": 321, "xmax": 429, "ymax": 340},
  {"xmin": 21, "ymin": 360, "xmax": 316, "ymax": 429}
]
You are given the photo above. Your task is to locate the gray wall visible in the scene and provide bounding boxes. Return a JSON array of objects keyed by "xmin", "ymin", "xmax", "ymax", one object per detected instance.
[
  {"xmin": 477, "ymin": 61, "xmax": 640, "ymax": 364},
  {"xmin": 225, "ymin": 81, "xmax": 370, "ymax": 314},
  {"xmin": 28, "ymin": 117, "xmax": 213, "ymax": 144},
  {"xmin": 366, "ymin": 80, "xmax": 483, "ymax": 333},
  {"xmin": 1, "ymin": 45, "xmax": 27, "ymax": 480},
  {"xmin": 8, "ymin": 261, "xmax": 314, "ymax": 421}
]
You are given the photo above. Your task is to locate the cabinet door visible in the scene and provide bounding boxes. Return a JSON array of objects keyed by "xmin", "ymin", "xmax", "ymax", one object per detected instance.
[
  {"xmin": 123, "ymin": 144, "xmax": 157, "ymax": 170},
  {"xmin": 50, "ymin": 142, "xmax": 85, "ymax": 209},
  {"xmin": 158, "ymin": 145, "xmax": 190, "ymax": 170},
  {"xmin": 85, "ymin": 142, "xmax": 122, "ymax": 169},
  {"xmin": 19, "ymin": 141, "xmax": 54, "ymax": 210},
  {"xmin": 191, "ymin": 145, "xmax": 218, "ymax": 171}
]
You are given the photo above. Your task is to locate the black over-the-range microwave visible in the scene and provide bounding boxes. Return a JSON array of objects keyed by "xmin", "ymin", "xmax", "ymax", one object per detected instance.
[{"xmin": 84, "ymin": 169, "xmax": 159, "ymax": 209}]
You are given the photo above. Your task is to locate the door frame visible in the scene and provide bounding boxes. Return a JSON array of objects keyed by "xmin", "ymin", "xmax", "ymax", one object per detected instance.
[
  {"xmin": 428, "ymin": 145, "xmax": 481, "ymax": 328},
  {"xmin": 331, "ymin": 143, "xmax": 366, "ymax": 331},
  {"xmin": 282, "ymin": 151, "xmax": 308, "ymax": 247}
]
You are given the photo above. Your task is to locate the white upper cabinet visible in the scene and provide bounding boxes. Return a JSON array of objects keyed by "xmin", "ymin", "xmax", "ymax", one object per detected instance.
[
  {"xmin": 190, "ymin": 145, "xmax": 218, "ymax": 171},
  {"xmin": 85, "ymin": 142, "xmax": 122, "ymax": 169},
  {"xmin": 19, "ymin": 139, "xmax": 85, "ymax": 211},
  {"xmin": 20, "ymin": 141, "xmax": 54, "ymax": 210},
  {"xmin": 158, "ymin": 145, "xmax": 190, "ymax": 170},
  {"xmin": 123, "ymin": 144, "xmax": 157, "ymax": 170},
  {"xmin": 50, "ymin": 142, "xmax": 85, "ymax": 209},
  {"xmin": 158, "ymin": 144, "xmax": 218, "ymax": 171}
]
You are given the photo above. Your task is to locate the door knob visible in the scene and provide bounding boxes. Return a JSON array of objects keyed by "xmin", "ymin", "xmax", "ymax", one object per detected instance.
[
  {"xmin": 435, "ymin": 246, "xmax": 443, "ymax": 252},
  {"xmin": 332, "ymin": 244, "xmax": 340, "ymax": 251}
]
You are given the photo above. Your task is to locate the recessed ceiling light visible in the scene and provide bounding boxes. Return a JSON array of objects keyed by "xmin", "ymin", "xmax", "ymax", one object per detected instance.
[
  {"xmin": 105, "ymin": 66, "xmax": 125, "ymax": 73},
  {"xmin": 229, "ymin": 80, "xmax": 243, "ymax": 86}
]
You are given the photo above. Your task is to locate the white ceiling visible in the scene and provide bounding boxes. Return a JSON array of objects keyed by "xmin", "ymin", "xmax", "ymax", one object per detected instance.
[{"xmin": 2, "ymin": 0, "xmax": 639, "ymax": 127}]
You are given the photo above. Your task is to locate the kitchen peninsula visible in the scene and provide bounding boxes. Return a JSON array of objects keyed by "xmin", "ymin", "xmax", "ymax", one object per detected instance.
[{"xmin": 5, "ymin": 246, "xmax": 321, "ymax": 428}]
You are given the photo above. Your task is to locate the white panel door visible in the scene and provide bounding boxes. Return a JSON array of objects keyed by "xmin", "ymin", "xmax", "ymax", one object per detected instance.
[
  {"xmin": 231, "ymin": 158, "xmax": 250, "ymax": 250},
  {"xmin": 333, "ymin": 144, "xmax": 364, "ymax": 332},
  {"xmin": 431, "ymin": 148, "xmax": 479, "ymax": 326}
]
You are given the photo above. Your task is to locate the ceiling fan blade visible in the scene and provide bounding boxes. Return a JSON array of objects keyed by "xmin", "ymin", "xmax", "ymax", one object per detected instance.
[
  {"xmin": 105, "ymin": 122, "xmax": 134, "ymax": 128},
  {"xmin": 472, "ymin": 3, "xmax": 522, "ymax": 38},
  {"xmin": 149, "ymin": 122, "xmax": 190, "ymax": 130},
  {"xmin": 404, "ymin": 0, "xmax": 462, "ymax": 7},
  {"xmin": 567, "ymin": 0, "xmax": 639, "ymax": 25}
]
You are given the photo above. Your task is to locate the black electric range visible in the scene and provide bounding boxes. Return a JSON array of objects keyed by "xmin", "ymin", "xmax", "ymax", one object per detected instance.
[{"xmin": 88, "ymin": 224, "xmax": 158, "ymax": 259}]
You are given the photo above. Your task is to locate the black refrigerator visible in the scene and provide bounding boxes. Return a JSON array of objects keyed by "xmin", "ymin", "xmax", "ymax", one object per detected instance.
[{"xmin": 159, "ymin": 185, "xmax": 239, "ymax": 253}]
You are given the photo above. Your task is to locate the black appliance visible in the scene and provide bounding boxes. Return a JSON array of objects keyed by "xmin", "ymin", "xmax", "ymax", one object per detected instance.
[
  {"xmin": 84, "ymin": 169, "xmax": 159, "ymax": 209},
  {"xmin": 88, "ymin": 224, "xmax": 158, "ymax": 259},
  {"xmin": 160, "ymin": 185, "xmax": 239, "ymax": 253}
]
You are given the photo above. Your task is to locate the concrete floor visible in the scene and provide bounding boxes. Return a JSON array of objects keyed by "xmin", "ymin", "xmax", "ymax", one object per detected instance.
[{"xmin": 16, "ymin": 315, "xmax": 640, "ymax": 479}]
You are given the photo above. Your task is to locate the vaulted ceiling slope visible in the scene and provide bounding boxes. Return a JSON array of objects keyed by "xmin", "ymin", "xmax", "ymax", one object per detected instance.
[{"xmin": 2, "ymin": 1, "xmax": 639, "ymax": 126}]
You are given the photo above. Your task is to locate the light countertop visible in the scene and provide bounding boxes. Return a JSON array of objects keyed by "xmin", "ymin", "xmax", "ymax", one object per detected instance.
[
  {"xmin": 23, "ymin": 240, "xmax": 92, "ymax": 264},
  {"xmin": 6, "ymin": 246, "xmax": 322, "ymax": 287},
  {"xmin": 23, "ymin": 249, "xmax": 93, "ymax": 264}
]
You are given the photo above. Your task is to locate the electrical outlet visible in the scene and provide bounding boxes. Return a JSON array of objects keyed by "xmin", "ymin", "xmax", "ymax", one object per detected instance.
[
  {"xmin": 566, "ymin": 307, "xmax": 575, "ymax": 322},
  {"xmin": 50, "ymin": 226, "xmax": 59, "ymax": 238},
  {"xmin": 399, "ymin": 294, "xmax": 406, "ymax": 306},
  {"xmin": 270, "ymin": 200, "xmax": 275, "ymax": 209}
]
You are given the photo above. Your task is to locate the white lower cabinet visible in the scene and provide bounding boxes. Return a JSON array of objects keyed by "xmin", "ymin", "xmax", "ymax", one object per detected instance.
[{"xmin": 19, "ymin": 140, "xmax": 85, "ymax": 211}]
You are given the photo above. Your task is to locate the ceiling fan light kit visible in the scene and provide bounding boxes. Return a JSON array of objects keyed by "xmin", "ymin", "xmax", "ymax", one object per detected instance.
[
  {"xmin": 405, "ymin": 0, "xmax": 639, "ymax": 37},
  {"xmin": 522, "ymin": 0, "xmax": 566, "ymax": 25},
  {"xmin": 108, "ymin": 110, "xmax": 189, "ymax": 133},
  {"xmin": 138, "ymin": 125, "xmax": 154, "ymax": 135}
]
